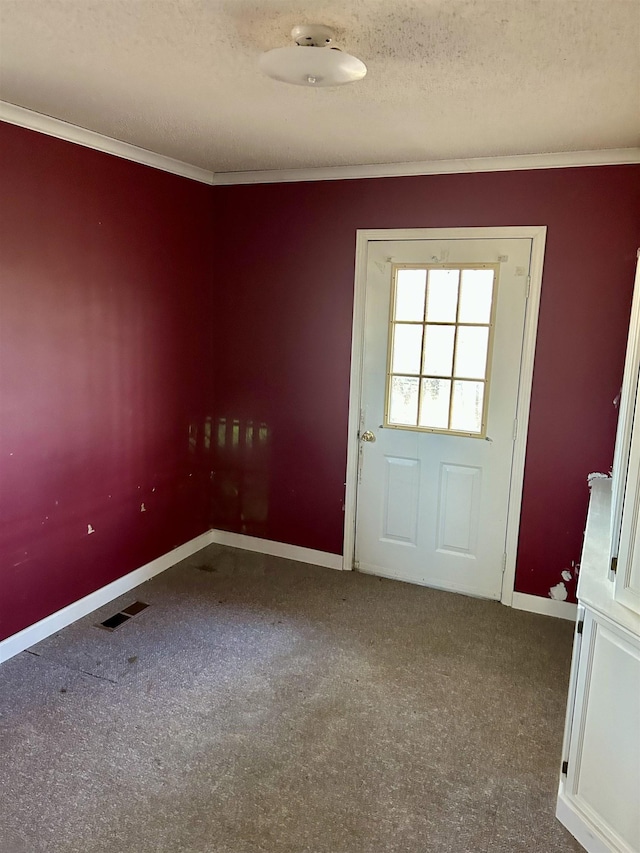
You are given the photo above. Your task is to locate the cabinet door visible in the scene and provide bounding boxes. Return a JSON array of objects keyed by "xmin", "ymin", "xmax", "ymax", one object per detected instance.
[
  {"xmin": 613, "ymin": 253, "xmax": 640, "ymax": 614},
  {"xmin": 615, "ymin": 380, "xmax": 640, "ymax": 614},
  {"xmin": 611, "ymin": 255, "xmax": 640, "ymax": 565},
  {"xmin": 562, "ymin": 610, "xmax": 640, "ymax": 852}
]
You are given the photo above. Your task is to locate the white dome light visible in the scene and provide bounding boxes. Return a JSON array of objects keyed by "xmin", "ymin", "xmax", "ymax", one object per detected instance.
[{"xmin": 259, "ymin": 25, "xmax": 367, "ymax": 88}]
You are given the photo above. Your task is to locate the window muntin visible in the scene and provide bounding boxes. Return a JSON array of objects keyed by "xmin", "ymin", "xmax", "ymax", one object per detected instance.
[{"xmin": 384, "ymin": 264, "xmax": 498, "ymax": 437}]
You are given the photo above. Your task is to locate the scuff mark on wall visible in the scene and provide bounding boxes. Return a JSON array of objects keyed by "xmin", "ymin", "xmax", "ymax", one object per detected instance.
[
  {"xmin": 87, "ymin": 524, "xmax": 95, "ymax": 535},
  {"xmin": 549, "ymin": 581, "xmax": 568, "ymax": 601}
]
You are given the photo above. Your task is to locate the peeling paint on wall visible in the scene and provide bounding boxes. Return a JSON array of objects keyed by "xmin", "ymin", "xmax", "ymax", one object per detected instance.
[
  {"xmin": 0, "ymin": 120, "xmax": 215, "ymax": 643},
  {"xmin": 549, "ymin": 581, "xmax": 568, "ymax": 601},
  {"xmin": 561, "ymin": 569, "xmax": 572, "ymax": 582},
  {"xmin": 588, "ymin": 471, "xmax": 610, "ymax": 488}
]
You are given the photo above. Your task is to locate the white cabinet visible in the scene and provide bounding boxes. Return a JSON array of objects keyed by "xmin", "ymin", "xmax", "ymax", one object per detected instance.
[
  {"xmin": 558, "ymin": 595, "xmax": 640, "ymax": 852},
  {"xmin": 557, "ymin": 252, "xmax": 640, "ymax": 852},
  {"xmin": 556, "ymin": 252, "xmax": 640, "ymax": 853}
]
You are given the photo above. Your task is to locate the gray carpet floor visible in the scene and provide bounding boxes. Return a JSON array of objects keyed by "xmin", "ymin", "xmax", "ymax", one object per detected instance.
[{"xmin": 0, "ymin": 544, "xmax": 582, "ymax": 853}]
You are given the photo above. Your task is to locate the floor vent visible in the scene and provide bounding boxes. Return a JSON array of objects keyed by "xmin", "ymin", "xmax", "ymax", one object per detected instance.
[
  {"xmin": 97, "ymin": 601, "xmax": 149, "ymax": 632},
  {"xmin": 99, "ymin": 613, "xmax": 130, "ymax": 631},
  {"xmin": 121, "ymin": 601, "xmax": 149, "ymax": 617}
]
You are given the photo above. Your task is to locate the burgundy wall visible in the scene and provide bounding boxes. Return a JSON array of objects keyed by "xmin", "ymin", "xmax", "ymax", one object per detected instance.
[
  {"xmin": 2, "ymin": 119, "xmax": 638, "ymax": 644},
  {"xmin": 211, "ymin": 166, "xmax": 640, "ymax": 600},
  {"xmin": 0, "ymin": 123, "xmax": 214, "ymax": 641}
]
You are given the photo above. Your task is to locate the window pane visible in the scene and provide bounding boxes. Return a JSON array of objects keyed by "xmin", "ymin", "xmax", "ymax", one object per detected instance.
[
  {"xmin": 395, "ymin": 269, "xmax": 427, "ymax": 321},
  {"xmin": 426, "ymin": 270, "xmax": 459, "ymax": 322},
  {"xmin": 423, "ymin": 324, "xmax": 455, "ymax": 377},
  {"xmin": 392, "ymin": 324, "xmax": 423, "ymax": 374},
  {"xmin": 454, "ymin": 326, "xmax": 489, "ymax": 379},
  {"xmin": 389, "ymin": 376, "xmax": 419, "ymax": 425},
  {"xmin": 419, "ymin": 378, "xmax": 451, "ymax": 429},
  {"xmin": 459, "ymin": 269, "xmax": 494, "ymax": 323},
  {"xmin": 451, "ymin": 381, "xmax": 484, "ymax": 433}
]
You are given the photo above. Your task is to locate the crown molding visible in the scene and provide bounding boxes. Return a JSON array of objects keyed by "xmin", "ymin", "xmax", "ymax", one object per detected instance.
[
  {"xmin": 0, "ymin": 101, "xmax": 215, "ymax": 185},
  {"xmin": 2, "ymin": 101, "xmax": 638, "ymax": 187},
  {"xmin": 212, "ymin": 147, "xmax": 640, "ymax": 186}
]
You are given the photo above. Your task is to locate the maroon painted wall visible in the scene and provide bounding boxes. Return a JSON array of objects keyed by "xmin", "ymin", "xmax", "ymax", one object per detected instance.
[
  {"xmin": 0, "ymin": 123, "xmax": 214, "ymax": 641},
  {"xmin": 2, "ymin": 119, "xmax": 638, "ymax": 644},
  {"xmin": 211, "ymin": 167, "xmax": 640, "ymax": 601}
]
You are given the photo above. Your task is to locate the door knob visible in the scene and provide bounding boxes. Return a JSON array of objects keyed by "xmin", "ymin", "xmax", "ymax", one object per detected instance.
[{"xmin": 360, "ymin": 430, "xmax": 376, "ymax": 443}]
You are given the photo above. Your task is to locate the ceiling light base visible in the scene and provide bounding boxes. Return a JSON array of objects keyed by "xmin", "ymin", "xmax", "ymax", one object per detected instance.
[{"xmin": 291, "ymin": 25, "xmax": 334, "ymax": 47}]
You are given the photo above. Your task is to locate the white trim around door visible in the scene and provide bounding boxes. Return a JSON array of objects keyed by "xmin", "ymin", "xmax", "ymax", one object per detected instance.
[{"xmin": 343, "ymin": 226, "xmax": 547, "ymax": 607}]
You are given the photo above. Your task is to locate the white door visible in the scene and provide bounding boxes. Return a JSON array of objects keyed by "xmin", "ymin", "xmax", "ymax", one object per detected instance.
[{"xmin": 354, "ymin": 236, "xmax": 533, "ymax": 599}]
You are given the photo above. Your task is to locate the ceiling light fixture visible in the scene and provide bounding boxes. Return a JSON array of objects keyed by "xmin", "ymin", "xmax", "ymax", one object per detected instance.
[{"xmin": 259, "ymin": 24, "xmax": 367, "ymax": 87}]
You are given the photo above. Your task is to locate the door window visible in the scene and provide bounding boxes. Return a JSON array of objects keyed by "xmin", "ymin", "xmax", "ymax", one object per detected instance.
[{"xmin": 385, "ymin": 264, "xmax": 498, "ymax": 437}]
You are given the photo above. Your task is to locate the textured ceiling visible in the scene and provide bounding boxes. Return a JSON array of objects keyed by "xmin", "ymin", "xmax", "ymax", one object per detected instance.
[{"xmin": 0, "ymin": 0, "xmax": 639, "ymax": 173}]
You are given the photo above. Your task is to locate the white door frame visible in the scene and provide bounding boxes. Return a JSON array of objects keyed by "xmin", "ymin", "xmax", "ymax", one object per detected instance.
[{"xmin": 343, "ymin": 226, "xmax": 547, "ymax": 606}]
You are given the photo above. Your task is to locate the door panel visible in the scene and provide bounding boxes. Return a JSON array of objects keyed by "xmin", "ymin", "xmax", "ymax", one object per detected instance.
[
  {"xmin": 437, "ymin": 463, "xmax": 481, "ymax": 557},
  {"xmin": 354, "ymin": 238, "xmax": 532, "ymax": 598},
  {"xmin": 382, "ymin": 455, "xmax": 420, "ymax": 544}
]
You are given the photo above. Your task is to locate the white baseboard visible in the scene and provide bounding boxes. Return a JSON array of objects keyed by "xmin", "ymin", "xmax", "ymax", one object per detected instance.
[
  {"xmin": 511, "ymin": 591, "xmax": 578, "ymax": 622},
  {"xmin": 8, "ymin": 528, "xmax": 574, "ymax": 665},
  {"xmin": 556, "ymin": 789, "xmax": 614, "ymax": 853},
  {"xmin": 0, "ymin": 530, "xmax": 215, "ymax": 665},
  {"xmin": 0, "ymin": 528, "xmax": 343, "ymax": 666},
  {"xmin": 208, "ymin": 529, "xmax": 344, "ymax": 571}
]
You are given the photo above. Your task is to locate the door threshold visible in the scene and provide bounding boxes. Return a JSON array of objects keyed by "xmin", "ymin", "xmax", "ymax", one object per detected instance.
[{"xmin": 356, "ymin": 561, "xmax": 501, "ymax": 601}]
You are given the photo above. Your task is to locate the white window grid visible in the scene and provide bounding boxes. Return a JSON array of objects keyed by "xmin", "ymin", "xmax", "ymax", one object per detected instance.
[{"xmin": 383, "ymin": 262, "xmax": 500, "ymax": 438}]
